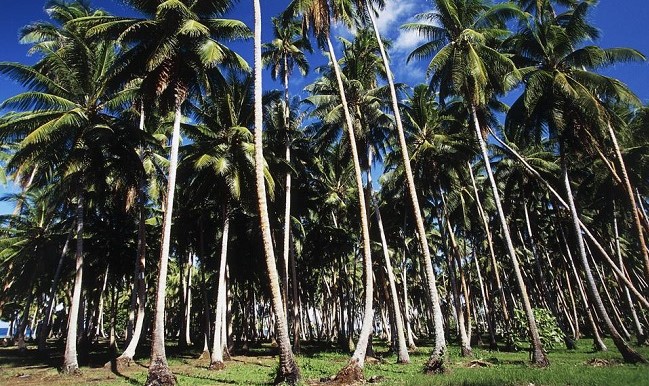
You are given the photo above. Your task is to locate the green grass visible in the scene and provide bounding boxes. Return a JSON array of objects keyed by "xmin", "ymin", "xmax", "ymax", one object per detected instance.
[{"xmin": 0, "ymin": 338, "xmax": 648, "ymax": 385}]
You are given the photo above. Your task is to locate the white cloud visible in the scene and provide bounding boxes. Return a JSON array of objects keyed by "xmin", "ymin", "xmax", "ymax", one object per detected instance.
[{"xmin": 374, "ymin": 0, "xmax": 420, "ymax": 35}]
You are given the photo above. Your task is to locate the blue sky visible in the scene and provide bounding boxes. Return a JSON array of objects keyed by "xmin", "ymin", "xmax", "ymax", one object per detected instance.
[{"xmin": 0, "ymin": 0, "xmax": 648, "ymax": 214}]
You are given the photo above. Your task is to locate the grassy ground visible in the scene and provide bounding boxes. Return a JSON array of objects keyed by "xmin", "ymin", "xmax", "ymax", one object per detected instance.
[{"xmin": 0, "ymin": 338, "xmax": 648, "ymax": 385}]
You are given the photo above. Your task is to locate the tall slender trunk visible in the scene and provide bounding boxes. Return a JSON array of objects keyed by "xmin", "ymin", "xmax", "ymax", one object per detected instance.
[
  {"xmin": 282, "ymin": 55, "xmax": 292, "ymax": 320},
  {"xmin": 325, "ymin": 36, "xmax": 373, "ymax": 381},
  {"xmin": 560, "ymin": 150, "xmax": 646, "ymax": 364},
  {"xmin": 613, "ymin": 205, "xmax": 646, "ymax": 344},
  {"xmin": 62, "ymin": 192, "xmax": 84, "ymax": 374},
  {"xmin": 366, "ymin": 5, "xmax": 445, "ymax": 372},
  {"xmin": 471, "ymin": 106, "xmax": 548, "ymax": 366},
  {"xmin": 289, "ymin": 238, "xmax": 301, "ymax": 352},
  {"xmin": 440, "ymin": 195, "xmax": 471, "ymax": 357},
  {"xmin": 118, "ymin": 201, "xmax": 148, "ymax": 364},
  {"xmin": 94, "ymin": 265, "xmax": 110, "ymax": 340},
  {"xmin": 210, "ymin": 208, "xmax": 230, "ymax": 370},
  {"xmin": 374, "ymin": 200, "xmax": 410, "ymax": 363},
  {"xmin": 145, "ymin": 106, "xmax": 183, "ymax": 386},
  {"xmin": 608, "ymin": 123, "xmax": 649, "ymax": 285},
  {"xmin": 16, "ymin": 282, "xmax": 35, "ymax": 351},
  {"xmin": 253, "ymin": 3, "xmax": 299, "ymax": 383},
  {"xmin": 39, "ymin": 229, "xmax": 73, "ymax": 352}
]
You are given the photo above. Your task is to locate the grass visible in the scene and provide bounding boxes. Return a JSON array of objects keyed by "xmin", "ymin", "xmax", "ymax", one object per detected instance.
[{"xmin": 0, "ymin": 338, "xmax": 647, "ymax": 385}]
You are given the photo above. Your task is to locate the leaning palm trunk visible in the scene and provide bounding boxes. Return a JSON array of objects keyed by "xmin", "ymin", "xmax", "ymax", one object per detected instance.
[
  {"xmin": 607, "ymin": 123, "xmax": 649, "ymax": 287},
  {"xmin": 366, "ymin": 4, "xmax": 445, "ymax": 372},
  {"xmin": 471, "ymin": 106, "xmax": 548, "ymax": 366},
  {"xmin": 145, "ymin": 106, "xmax": 183, "ymax": 386},
  {"xmin": 613, "ymin": 207, "xmax": 646, "ymax": 344},
  {"xmin": 489, "ymin": 129, "xmax": 649, "ymax": 309},
  {"xmin": 326, "ymin": 36, "xmax": 374, "ymax": 383},
  {"xmin": 374, "ymin": 200, "xmax": 410, "ymax": 363},
  {"xmin": 62, "ymin": 192, "xmax": 84, "ymax": 374},
  {"xmin": 253, "ymin": 2, "xmax": 300, "ymax": 383},
  {"xmin": 560, "ymin": 151, "xmax": 646, "ymax": 364},
  {"xmin": 210, "ymin": 209, "xmax": 230, "ymax": 370}
]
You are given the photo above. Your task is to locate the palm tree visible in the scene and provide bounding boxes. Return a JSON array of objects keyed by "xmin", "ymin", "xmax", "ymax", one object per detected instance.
[
  {"xmin": 356, "ymin": 0, "xmax": 451, "ymax": 369},
  {"xmin": 505, "ymin": 0, "xmax": 647, "ymax": 363},
  {"xmin": 283, "ymin": 0, "xmax": 375, "ymax": 380},
  {"xmin": 254, "ymin": 1, "xmax": 300, "ymax": 384},
  {"xmin": 85, "ymin": 1, "xmax": 249, "ymax": 382},
  {"xmin": 404, "ymin": 0, "xmax": 549, "ymax": 366},
  {"xmin": 262, "ymin": 17, "xmax": 311, "ymax": 332}
]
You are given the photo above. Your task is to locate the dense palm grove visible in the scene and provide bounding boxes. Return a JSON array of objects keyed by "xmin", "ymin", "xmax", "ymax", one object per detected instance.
[{"xmin": 0, "ymin": 0, "xmax": 648, "ymax": 385}]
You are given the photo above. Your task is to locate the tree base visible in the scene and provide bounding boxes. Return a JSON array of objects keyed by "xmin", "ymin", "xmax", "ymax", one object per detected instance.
[
  {"xmin": 209, "ymin": 361, "xmax": 225, "ymax": 370},
  {"xmin": 274, "ymin": 358, "xmax": 301, "ymax": 386},
  {"xmin": 461, "ymin": 346, "xmax": 472, "ymax": 357},
  {"xmin": 60, "ymin": 363, "xmax": 81, "ymax": 376},
  {"xmin": 531, "ymin": 349, "xmax": 550, "ymax": 367},
  {"xmin": 620, "ymin": 347, "xmax": 648, "ymax": 364},
  {"xmin": 105, "ymin": 356, "xmax": 135, "ymax": 371},
  {"xmin": 424, "ymin": 355, "xmax": 447, "ymax": 374},
  {"xmin": 145, "ymin": 359, "xmax": 177, "ymax": 386},
  {"xmin": 333, "ymin": 359, "xmax": 364, "ymax": 384}
]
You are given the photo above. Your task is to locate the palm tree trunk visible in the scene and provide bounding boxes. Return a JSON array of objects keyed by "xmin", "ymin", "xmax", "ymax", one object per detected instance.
[
  {"xmin": 608, "ymin": 123, "xmax": 649, "ymax": 285},
  {"xmin": 365, "ymin": 5, "xmax": 445, "ymax": 372},
  {"xmin": 210, "ymin": 208, "xmax": 230, "ymax": 370},
  {"xmin": 145, "ymin": 106, "xmax": 183, "ymax": 386},
  {"xmin": 39, "ymin": 229, "xmax": 73, "ymax": 352},
  {"xmin": 253, "ymin": 2, "xmax": 299, "ymax": 383},
  {"xmin": 471, "ymin": 105, "xmax": 548, "ymax": 366},
  {"xmin": 289, "ymin": 238, "xmax": 301, "ymax": 352},
  {"xmin": 374, "ymin": 200, "xmax": 410, "ymax": 363},
  {"xmin": 439, "ymin": 197, "xmax": 472, "ymax": 357},
  {"xmin": 62, "ymin": 192, "xmax": 84, "ymax": 374},
  {"xmin": 282, "ymin": 55, "xmax": 292, "ymax": 321},
  {"xmin": 489, "ymin": 128, "xmax": 649, "ymax": 309},
  {"xmin": 325, "ymin": 36, "xmax": 373, "ymax": 382},
  {"xmin": 560, "ymin": 150, "xmax": 646, "ymax": 364},
  {"xmin": 468, "ymin": 162, "xmax": 511, "ymax": 330},
  {"xmin": 613, "ymin": 206, "xmax": 646, "ymax": 344},
  {"xmin": 117, "ymin": 202, "xmax": 147, "ymax": 364}
]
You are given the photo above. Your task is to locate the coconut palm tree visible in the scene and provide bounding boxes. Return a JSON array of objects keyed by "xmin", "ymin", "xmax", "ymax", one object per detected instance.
[
  {"xmin": 403, "ymin": 0, "xmax": 550, "ymax": 366},
  {"xmin": 84, "ymin": 1, "xmax": 249, "ymax": 382},
  {"xmin": 262, "ymin": 17, "xmax": 311, "ymax": 331},
  {"xmin": 283, "ymin": 0, "xmax": 375, "ymax": 380},
  {"xmin": 254, "ymin": 1, "xmax": 300, "ymax": 384}
]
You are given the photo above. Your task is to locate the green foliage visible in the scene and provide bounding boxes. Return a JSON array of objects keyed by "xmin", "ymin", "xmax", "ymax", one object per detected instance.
[{"xmin": 511, "ymin": 308, "xmax": 565, "ymax": 351}]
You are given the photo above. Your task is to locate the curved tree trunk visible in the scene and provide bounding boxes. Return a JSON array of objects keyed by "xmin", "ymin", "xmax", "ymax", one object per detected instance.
[
  {"xmin": 366, "ymin": 5, "xmax": 445, "ymax": 372},
  {"xmin": 325, "ymin": 36, "xmax": 374, "ymax": 383},
  {"xmin": 210, "ymin": 208, "xmax": 230, "ymax": 370},
  {"xmin": 471, "ymin": 106, "xmax": 548, "ymax": 367},
  {"xmin": 560, "ymin": 150, "xmax": 646, "ymax": 364},
  {"xmin": 62, "ymin": 192, "xmax": 84, "ymax": 374},
  {"xmin": 145, "ymin": 106, "xmax": 183, "ymax": 386},
  {"xmin": 253, "ymin": 2, "xmax": 300, "ymax": 383}
]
